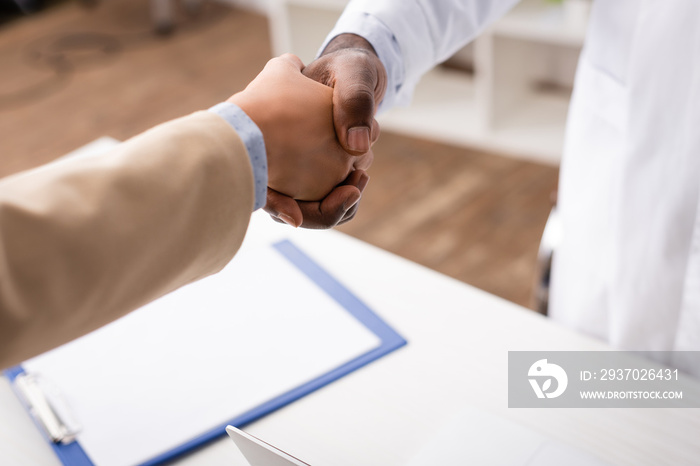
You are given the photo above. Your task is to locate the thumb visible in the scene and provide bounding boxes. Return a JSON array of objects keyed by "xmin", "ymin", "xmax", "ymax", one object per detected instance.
[{"xmin": 332, "ymin": 72, "xmax": 379, "ymax": 155}]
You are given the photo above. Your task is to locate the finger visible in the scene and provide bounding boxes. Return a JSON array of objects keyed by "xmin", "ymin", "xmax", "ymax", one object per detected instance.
[
  {"xmin": 264, "ymin": 188, "xmax": 303, "ymax": 228},
  {"xmin": 337, "ymin": 202, "xmax": 360, "ymax": 226},
  {"xmin": 353, "ymin": 147, "xmax": 374, "ymax": 171},
  {"xmin": 337, "ymin": 168, "xmax": 369, "ymax": 192},
  {"xmin": 295, "ymin": 170, "xmax": 369, "ymax": 229},
  {"xmin": 297, "ymin": 185, "xmax": 361, "ymax": 230},
  {"xmin": 277, "ymin": 53, "xmax": 304, "ymax": 71},
  {"xmin": 263, "ymin": 53, "xmax": 304, "ymax": 79},
  {"xmin": 335, "ymin": 171, "xmax": 370, "ymax": 225},
  {"xmin": 354, "ymin": 170, "xmax": 370, "ymax": 192},
  {"xmin": 371, "ymin": 118, "xmax": 381, "ymax": 144}
]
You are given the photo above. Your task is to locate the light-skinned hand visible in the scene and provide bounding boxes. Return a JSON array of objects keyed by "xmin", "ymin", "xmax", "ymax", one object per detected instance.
[{"xmin": 227, "ymin": 53, "xmax": 372, "ymax": 203}]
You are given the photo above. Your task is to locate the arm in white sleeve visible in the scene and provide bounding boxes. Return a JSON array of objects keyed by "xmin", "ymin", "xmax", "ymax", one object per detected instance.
[{"xmin": 321, "ymin": 0, "xmax": 521, "ymax": 110}]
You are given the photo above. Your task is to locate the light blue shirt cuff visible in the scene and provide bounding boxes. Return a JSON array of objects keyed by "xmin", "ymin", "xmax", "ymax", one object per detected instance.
[
  {"xmin": 318, "ymin": 10, "xmax": 405, "ymax": 113},
  {"xmin": 208, "ymin": 102, "xmax": 267, "ymax": 211}
]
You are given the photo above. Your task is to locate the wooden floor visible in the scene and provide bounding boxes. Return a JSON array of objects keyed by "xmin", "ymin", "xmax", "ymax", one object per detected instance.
[{"xmin": 0, "ymin": 1, "xmax": 559, "ymax": 308}]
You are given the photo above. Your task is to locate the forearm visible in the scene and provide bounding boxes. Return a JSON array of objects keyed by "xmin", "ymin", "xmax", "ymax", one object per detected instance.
[{"xmin": 0, "ymin": 111, "xmax": 254, "ymax": 368}]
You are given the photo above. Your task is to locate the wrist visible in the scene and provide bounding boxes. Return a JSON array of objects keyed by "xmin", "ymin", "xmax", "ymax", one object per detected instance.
[
  {"xmin": 208, "ymin": 101, "xmax": 267, "ymax": 211},
  {"xmin": 322, "ymin": 33, "xmax": 378, "ymax": 57},
  {"xmin": 226, "ymin": 94, "xmax": 268, "ymax": 142}
]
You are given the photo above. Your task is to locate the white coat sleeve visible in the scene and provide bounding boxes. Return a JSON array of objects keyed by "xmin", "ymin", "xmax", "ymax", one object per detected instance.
[{"xmin": 321, "ymin": 0, "xmax": 521, "ymax": 109}]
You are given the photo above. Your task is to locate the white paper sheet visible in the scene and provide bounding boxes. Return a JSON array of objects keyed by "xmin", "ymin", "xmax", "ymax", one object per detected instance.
[{"xmin": 23, "ymin": 244, "xmax": 381, "ymax": 466}]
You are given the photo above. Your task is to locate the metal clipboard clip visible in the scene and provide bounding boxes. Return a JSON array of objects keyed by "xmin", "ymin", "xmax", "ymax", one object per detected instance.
[{"xmin": 12, "ymin": 373, "xmax": 82, "ymax": 444}]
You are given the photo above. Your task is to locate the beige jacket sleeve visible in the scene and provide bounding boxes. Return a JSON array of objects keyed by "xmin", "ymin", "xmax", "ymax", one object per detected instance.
[{"xmin": 0, "ymin": 111, "xmax": 255, "ymax": 369}]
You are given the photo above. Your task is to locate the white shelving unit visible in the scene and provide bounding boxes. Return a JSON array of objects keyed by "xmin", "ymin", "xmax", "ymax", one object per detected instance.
[{"xmin": 269, "ymin": 0, "xmax": 590, "ymax": 165}]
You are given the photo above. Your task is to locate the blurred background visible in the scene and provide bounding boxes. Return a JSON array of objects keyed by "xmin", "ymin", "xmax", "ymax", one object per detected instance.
[{"xmin": 0, "ymin": 0, "xmax": 590, "ymax": 309}]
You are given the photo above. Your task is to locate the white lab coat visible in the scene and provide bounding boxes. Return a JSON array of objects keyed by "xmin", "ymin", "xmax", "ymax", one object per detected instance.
[
  {"xmin": 551, "ymin": 0, "xmax": 700, "ymax": 362},
  {"xmin": 337, "ymin": 0, "xmax": 700, "ymax": 361}
]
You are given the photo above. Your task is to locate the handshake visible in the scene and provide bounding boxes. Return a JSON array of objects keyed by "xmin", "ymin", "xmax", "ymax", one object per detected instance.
[{"xmin": 227, "ymin": 47, "xmax": 386, "ymax": 229}]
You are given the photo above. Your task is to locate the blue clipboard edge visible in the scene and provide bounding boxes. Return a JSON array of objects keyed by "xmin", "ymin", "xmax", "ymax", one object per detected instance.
[{"xmin": 4, "ymin": 239, "xmax": 408, "ymax": 466}]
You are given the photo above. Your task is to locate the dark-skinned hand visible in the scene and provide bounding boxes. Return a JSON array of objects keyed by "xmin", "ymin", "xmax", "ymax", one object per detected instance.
[{"xmin": 264, "ymin": 34, "xmax": 388, "ymax": 229}]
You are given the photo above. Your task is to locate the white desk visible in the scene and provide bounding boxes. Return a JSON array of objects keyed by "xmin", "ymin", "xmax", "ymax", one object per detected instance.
[{"xmin": 2, "ymin": 211, "xmax": 699, "ymax": 466}]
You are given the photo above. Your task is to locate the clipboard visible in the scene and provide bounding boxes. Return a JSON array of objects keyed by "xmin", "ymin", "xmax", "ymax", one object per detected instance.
[{"xmin": 3, "ymin": 239, "xmax": 407, "ymax": 466}]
